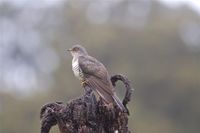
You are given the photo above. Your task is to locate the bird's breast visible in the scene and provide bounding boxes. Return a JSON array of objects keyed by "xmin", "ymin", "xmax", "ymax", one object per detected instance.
[{"xmin": 72, "ymin": 58, "xmax": 84, "ymax": 80}]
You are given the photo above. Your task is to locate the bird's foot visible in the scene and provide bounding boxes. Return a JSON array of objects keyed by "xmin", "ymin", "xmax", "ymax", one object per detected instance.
[{"xmin": 81, "ymin": 80, "xmax": 88, "ymax": 87}]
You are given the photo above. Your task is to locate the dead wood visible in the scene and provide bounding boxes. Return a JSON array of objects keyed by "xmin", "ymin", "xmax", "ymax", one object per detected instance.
[{"xmin": 40, "ymin": 74, "xmax": 133, "ymax": 133}]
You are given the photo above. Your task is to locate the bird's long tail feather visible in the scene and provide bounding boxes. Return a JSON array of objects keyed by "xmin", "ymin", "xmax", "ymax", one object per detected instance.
[
  {"xmin": 86, "ymin": 76, "xmax": 126, "ymax": 112},
  {"xmin": 112, "ymin": 94, "xmax": 126, "ymax": 112}
]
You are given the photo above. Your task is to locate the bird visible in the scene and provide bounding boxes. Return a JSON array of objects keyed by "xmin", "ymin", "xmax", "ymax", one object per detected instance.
[{"xmin": 67, "ymin": 45, "xmax": 126, "ymax": 112}]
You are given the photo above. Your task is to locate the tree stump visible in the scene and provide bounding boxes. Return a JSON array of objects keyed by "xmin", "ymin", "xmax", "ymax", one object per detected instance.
[{"xmin": 40, "ymin": 74, "xmax": 133, "ymax": 133}]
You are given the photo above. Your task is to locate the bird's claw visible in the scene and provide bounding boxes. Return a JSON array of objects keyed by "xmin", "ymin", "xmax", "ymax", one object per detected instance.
[{"xmin": 81, "ymin": 80, "xmax": 87, "ymax": 87}]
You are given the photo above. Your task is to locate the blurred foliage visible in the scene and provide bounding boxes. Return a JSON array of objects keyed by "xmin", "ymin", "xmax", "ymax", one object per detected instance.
[{"xmin": 0, "ymin": 0, "xmax": 200, "ymax": 133}]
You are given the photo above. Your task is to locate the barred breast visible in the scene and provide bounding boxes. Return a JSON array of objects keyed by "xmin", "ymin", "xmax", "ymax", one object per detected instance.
[{"xmin": 72, "ymin": 57, "xmax": 84, "ymax": 80}]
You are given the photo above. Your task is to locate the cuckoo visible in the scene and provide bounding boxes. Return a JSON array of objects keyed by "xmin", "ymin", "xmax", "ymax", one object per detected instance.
[{"xmin": 67, "ymin": 45, "xmax": 125, "ymax": 111}]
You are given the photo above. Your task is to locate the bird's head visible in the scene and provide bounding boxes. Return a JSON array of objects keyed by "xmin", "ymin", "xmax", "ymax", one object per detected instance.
[{"xmin": 67, "ymin": 45, "xmax": 88, "ymax": 57}]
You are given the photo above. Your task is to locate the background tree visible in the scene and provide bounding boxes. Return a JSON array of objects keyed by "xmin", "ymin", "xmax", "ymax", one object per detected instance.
[{"xmin": 0, "ymin": 0, "xmax": 200, "ymax": 133}]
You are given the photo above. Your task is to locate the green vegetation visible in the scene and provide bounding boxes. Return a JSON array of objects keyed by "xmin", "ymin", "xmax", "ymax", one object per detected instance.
[{"xmin": 0, "ymin": 0, "xmax": 200, "ymax": 133}]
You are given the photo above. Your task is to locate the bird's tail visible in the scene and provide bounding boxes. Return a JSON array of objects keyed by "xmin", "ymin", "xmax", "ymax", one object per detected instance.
[
  {"xmin": 112, "ymin": 94, "xmax": 126, "ymax": 112},
  {"xmin": 86, "ymin": 76, "xmax": 126, "ymax": 112}
]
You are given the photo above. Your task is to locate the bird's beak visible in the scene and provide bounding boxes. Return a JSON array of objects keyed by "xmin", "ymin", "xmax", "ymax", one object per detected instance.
[{"xmin": 67, "ymin": 49, "xmax": 72, "ymax": 52}]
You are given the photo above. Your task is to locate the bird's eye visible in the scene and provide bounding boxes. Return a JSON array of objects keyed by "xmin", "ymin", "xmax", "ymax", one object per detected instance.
[{"xmin": 73, "ymin": 47, "xmax": 79, "ymax": 51}]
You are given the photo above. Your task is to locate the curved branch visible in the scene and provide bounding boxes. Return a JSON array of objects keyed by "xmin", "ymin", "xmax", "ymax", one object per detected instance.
[{"xmin": 111, "ymin": 74, "xmax": 134, "ymax": 110}]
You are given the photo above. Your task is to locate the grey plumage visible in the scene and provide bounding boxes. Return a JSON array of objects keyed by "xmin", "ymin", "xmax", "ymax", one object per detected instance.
[{"xmin": 68, "ymin": 45, "xmax": 126, "ymax": 111}]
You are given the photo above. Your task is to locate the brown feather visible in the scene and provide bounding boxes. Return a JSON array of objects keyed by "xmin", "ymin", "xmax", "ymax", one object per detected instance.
[
  {"xmin": 78, "ymin": 55, "xmax": 114, "ymax": 94},
  {"xmin": 78, "ymin": 55, "xmax": 125, "ymax": 111},
  {"xmin": 86, "ymin": 76, "xmax": 114, "ymax": 104}
]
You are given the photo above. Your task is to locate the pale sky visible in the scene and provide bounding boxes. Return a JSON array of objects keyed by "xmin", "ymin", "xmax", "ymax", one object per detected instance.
[
  {"xmin": 0, "ymin": 0, "xmax": 200, "ymax": 13},
  {"xmin": 160, "ymin": 0, "xmax": 200, "ymax": 13}
]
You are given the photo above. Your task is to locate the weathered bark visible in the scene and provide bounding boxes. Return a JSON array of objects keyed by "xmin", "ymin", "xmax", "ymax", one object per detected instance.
[{"xmin": 40, "ymin": 74, "xmax": 133, "ymax": 133}]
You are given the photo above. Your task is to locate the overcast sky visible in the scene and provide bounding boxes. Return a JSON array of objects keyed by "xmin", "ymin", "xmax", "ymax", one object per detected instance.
[
  {"xmin": 161, "ymin": 0, "xmax": 200, "ymax": 13},
  {"xmin": 0, "ymin": 0, "xmax": 200, "ymax": 14}
]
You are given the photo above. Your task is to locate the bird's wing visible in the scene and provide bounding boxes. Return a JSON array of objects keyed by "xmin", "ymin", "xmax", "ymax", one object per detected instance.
[
  {"xmin": 78, "ymin": 55, "xmax": 109, "ymax": 83},
  {"xmin": 78, "ymin": 55, "xmax": 114, "ymax": 97},
  {"xmin": 78, "ymin": 55, "xmax": 126, "ymax": 111}
]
